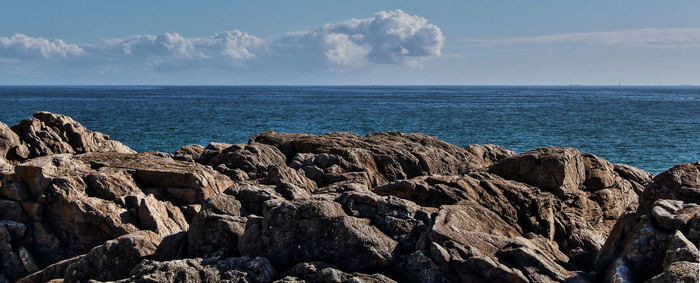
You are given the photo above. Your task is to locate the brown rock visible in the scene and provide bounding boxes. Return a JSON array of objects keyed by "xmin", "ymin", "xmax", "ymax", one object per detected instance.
[
  {"xmin": 596, "ymin": 162, "xmax": 700, "ymax": 282},
  {"xmin": 63, "ymin": 231, "xmax": 162, "ymax": 282},
  {"xmin": 489, "ymin": 147, "xmax": 586, "ymax": 196},
  {"xmin": 138, "ymin": 194, "xmax": 189, "ymax": 236},
  {"xmin": 187, "ymin": 204, "xmax": 248, "ymax": 257},
  {"xmin": 128, "ymin": 256, "xmax": 276, "ymax": 283},
  {"xmin": 279, "ymin": 262, "xmax": 396, "ymax": 283},
  {"xmin": 252, "ymin": 131, "xmax": 515, "ymax": 186},
  {"xmin": 173, "ymin": 144, "xmax": 205, "ymax": 162},
  {"xmin": 10, "ymin": 112, "xmax": 134, "ymax": 159},
  {"xmin": 77, "ymin": 152, "xmax": 233, "ymax": 204},
  {"xmin": 640, "ymin": 162, "xmax": 700, "ymax": 212},
  {"xmin": 239, "ymin": 199, "xmax": 398, "ymax": 272}
]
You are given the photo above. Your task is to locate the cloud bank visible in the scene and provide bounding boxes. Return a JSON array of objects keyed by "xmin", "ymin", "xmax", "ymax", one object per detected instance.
[
  {"xmin": 0, "ymin": 10, "xmax": 444, "ymax": 72},
  {"xmin": 464, "ymin": 27, "xmax": 700, "ymax": 49}
]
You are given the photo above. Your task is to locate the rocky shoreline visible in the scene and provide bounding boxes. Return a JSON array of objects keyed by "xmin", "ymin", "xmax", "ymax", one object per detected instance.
[{"xmin": 0, "ymin": 112, "xmax": 697, "ymax": 283}]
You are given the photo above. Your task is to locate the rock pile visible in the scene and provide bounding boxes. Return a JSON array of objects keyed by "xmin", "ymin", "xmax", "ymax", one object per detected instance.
[{"xmin": 0, "ymin": 112, "xmax": 695, "ymax": 283}]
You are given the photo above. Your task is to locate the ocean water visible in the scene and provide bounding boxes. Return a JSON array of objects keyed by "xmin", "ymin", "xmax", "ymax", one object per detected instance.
[{"xmin": 0, "ymin": 86, "xmax": 698, "ymax": 174}]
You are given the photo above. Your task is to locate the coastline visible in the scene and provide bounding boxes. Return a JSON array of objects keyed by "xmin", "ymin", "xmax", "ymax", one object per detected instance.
[{"xmin": 1, "ymin": 112, "xmax": 698, "ymax": 282}]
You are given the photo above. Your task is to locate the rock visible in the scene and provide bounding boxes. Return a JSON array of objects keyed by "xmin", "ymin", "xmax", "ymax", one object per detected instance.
[
  {"xmin": 489, "ymin": 147, "xmax": 586, "ymax": 196},
  {"xmin": 197, "ymin": 142, "xmax": 233, "ymax": 164},
  {"xmin": 640, "ymin": 162, "xmax": 700, "ymax": 212},
  {"xmin": 226, "ymin": 184, "xmax": 284, "ymax": 216},
  {"xmin": 152, "ymin": 231, "xmax": 188, "ymax": 261},
  {"xmin": 173, "ymin": 144, "xmax": 205, "ymax": 162},
  {"xmin": 266, "ymin": 164, "xmax": 318, "ymax": 194},
  {"xmin": 2, "ymin": 150, "xmax": 232, "ymax": 268},
  {"xmin": 84, "ymin": 168, "xmax": 141, "ymax": 201},
  {"xmin": 128, "ymin": 256, "xmax": 276, "ymax": 282},
  {"xmin": 63, "ymin": 231, "xmax": 162, "ymax": 282},
  {"xmin": 2, "ymin": 113, "xmax": 689, "ymax": 282},
  {"xmin": 138, "ymin": 194, "xmax": 189, "ymax": 236},
  {"xmin": 279, "ymin": 262, "xmax": 396, "ymax": 283},
  {"xmin": 204, "ymin": 142, "xmax": 286, "ymax": 180},
  {"xmin": 463, "ymin": 144, "xmax": 515, "ymax": 167},
  {"xmin": 614, "ymin": 163, "xmax": 654, "ymax": 186},
  {"xmin": 187, "ymin": 210, "xmax": 247, "ymax": 257},
  {"xmin": 0, "ymin": 121, "xmax": 28, "ymax": 161},
  {"xmin": 0, "ymin": 199, "xmax": 26, "ymax": 222},
  {"xmin": 651, "ymin": 199, "xmax": 700, "ymax": 231},
  {"xmin": 0, "ymin": 182, "xmax": 31, "ymax": 201},
  {"xmin": 252, "ymin": 131, "xmax": 515, "ymax": 186},
  {"xmin": 0, "ymin": 224, "xmax": 27, "ymax": 281},
  {"xmin": 646, "ymin": 261, "xmax": 699, "ymax": 283},
  {"xmin": 239, "ymin": 199, "xmax": 398, "ymax": 272},
  {"xmin": 10, "ymin": 112, "xmax": 134, "ymax": 159},
  {"xmin": 77, "ymin": 152, "xmax": 233, "ymax": 204},
  {"xmin": 337, "ymin": 191, "xmax": 431, "ymax": 251},
  {"xmin": 596, "ymin": 162, "xmax": 700, "ymax": 282}
]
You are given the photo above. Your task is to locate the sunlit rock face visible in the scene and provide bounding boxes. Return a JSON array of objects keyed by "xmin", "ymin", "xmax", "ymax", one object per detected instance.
[{"xmin": 3, "ymin": 112, "xmax": 691, "ymax": 283}]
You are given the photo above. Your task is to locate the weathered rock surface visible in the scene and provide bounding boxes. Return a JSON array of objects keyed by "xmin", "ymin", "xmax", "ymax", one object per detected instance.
[
  {"xmin": 2, "ymin": 112, "xmax": 693, "ymax": 283},
  {"xmin": 596, "ymin": 162, "xmax": 700, "ymax": 283}
]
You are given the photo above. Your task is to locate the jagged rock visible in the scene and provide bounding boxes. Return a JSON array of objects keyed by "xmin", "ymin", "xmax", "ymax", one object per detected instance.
[
  {"xmin": 203, "ymin": 142, "xmax": 286, "ymax": 180},
  {"xmin": 10, "ymin": 112, "xmax": 134, "ymax": 159},
  {"xmin": 596, "ymin": 162, "xmax": 700, "ymax": 282},
  {"xmin": 278, "ymin": 262, "xmax": 396, "ymax": 283},
  {"xmin": 0, "ymin": 182, "xmax": 32, "ymax": 201},
  {"xmin": 337, "ymin": 191, "xmax": 433, "ymax": 251},
  {"xmin": 128, "ymin": 256, "xmax": 276, "ymax": 283},
  {"xmin": 1, "ymin": 150, "xmax": 232, "ymax": 270},
  {"xmin": 239, "ymin": 199, "xmax": 398, "ymax": 272},
  {"xmin": 646, "ymin": 261, "xmax": 699, "ymax": 283},
  {"xmin": 265, "ymin": 165, "xmax": 318, "ymax": 199},
  {"xmin": 226, "ymin": 184, "xmax": 284, "ymax": 216},
  {"xmin": 173, "ymin": 144, "xmax": 205, "ymax": 162},
  {"xmin": 84, "ymin": 168, "xmax": 141, "ymax": 201},
  {"xmin": 2, "ymin": 113, "xmax": 685, "ymax": 283},
  {"xmin": 63, "ymin": 231, "xmax": 162, "ymax": 282},
  {"xmin": 651, "ymin": 199, "xmax": 700, "ymax": 231},
  {"xmin": 138, "ymin": 194, "xmax": 189, "ymax": 236},
  {"xmin": 489, "ymin": 147, "xmax": 586, "ymax": 195},
  {"xmin": 0, "ymin": 121, "xmax": 28, "ymax": 161},
  {"xmin": 78, "ymin": 152, "xmax": 233, "ymax": 204},
  {"xmin": 197, "ymin": 142, "xmax": 233, "ymax": 164},
  {"xmin": 187, "ymin": 195, "xmax": 248, "ymax": 257},
  {"xmin": 614, "ymin": 163, "xmax": 653, "ymax": 186},
  {"xmin": 640, "ymin": 162, "xmax": 700, "ymax": 212},
  {"xmin": 252, "ymin": 131, "xmax": 514, "ymax": 186},
  {"xmin": 0, "ymin": 223, "xmax": 27, "ymax": 281},
  {"xmin": 17, "ymin": 231, "xmax": 161, "ymax": 282}
]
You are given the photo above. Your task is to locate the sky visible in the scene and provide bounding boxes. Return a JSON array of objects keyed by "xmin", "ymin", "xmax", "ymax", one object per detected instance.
[{"xmin": 2, "ymin": 1, "xmax": 700, "ymax": 85}]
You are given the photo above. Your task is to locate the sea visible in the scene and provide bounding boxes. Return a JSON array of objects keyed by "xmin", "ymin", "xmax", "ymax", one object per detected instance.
[{"xmin": 1, "ymin": 86, "xmax": 698, "ymax": 174}]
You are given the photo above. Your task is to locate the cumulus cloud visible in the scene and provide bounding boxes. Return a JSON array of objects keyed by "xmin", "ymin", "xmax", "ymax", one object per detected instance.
[
  {"xmin": 0, "ymin": 10, "xmax": 443, "ymax": 72},
  {"xmin": 464, "ymin": 27, "xmax": 700, "ymax": 49},
  {"xmin": 0, "ymin": 34, "xmax": 83, "ymax": 60}
]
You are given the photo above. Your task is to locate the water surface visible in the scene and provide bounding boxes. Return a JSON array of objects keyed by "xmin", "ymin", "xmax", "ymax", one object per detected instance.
[{"xmin": 1, "ymin": 86, "xmax": 698, "ymax": 174}]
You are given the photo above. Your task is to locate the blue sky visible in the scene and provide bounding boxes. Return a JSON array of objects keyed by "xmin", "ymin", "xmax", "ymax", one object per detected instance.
[{"xmin": 2, "ymin": 1, "xmax": 700, "ymax": 85}]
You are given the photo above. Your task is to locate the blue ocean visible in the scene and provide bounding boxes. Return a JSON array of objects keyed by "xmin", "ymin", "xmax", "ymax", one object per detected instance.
[{"xmin": 1, "ymin": 86, "xmax": 698, "ymax": 174}]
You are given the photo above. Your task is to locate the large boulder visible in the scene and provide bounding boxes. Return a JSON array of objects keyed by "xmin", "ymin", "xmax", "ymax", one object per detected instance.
[
  {"xmin": 10, "ymin": 112, "xmax": 134, "ymax": 159},
  {"xmin": 239, "ymin": 199, "xmax": 398, "ymax": 272},
  {"xmin": 0, "ymin": 151, "xmax": 233, "ymax": 275},
  {"xmin": 127, "ymin": 256, "xmax": 276, "ymax": 283},
  {"xmin": 596, "ymin": 162, "xmax": 700, "ymax": 282},
  {"xmin": 251, "ymin": 131, "xmax": 514, "ymax": 187}
]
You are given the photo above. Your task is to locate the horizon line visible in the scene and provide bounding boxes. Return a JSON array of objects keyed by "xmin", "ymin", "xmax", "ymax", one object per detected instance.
[{"xmin": 1, "ymin": 84, "xmax": 699, "ymax": 87}]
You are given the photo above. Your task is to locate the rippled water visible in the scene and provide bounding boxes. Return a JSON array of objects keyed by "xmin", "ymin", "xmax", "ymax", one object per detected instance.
[{"xmin": 1, "ymin": 86, "xmax": 699, "ymax": 174}]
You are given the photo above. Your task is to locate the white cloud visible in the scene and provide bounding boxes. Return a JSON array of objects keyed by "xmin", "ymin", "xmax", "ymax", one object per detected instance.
[
  {"xmin": 0, "ymin": 10, "xmax": 443, "ymax": 72},
  {"xmin": 0, "ymin": 34, "xmax": 84, "ymax": 59},
  {"xmin": 464, "ymin": 27, "xmax": 700, "ymax": 49}
]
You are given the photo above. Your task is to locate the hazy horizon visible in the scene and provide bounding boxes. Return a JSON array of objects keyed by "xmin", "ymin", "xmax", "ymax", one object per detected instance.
[{"xmin": 3, "ymin": 1, "xmax": 700, "ymax": 85}]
